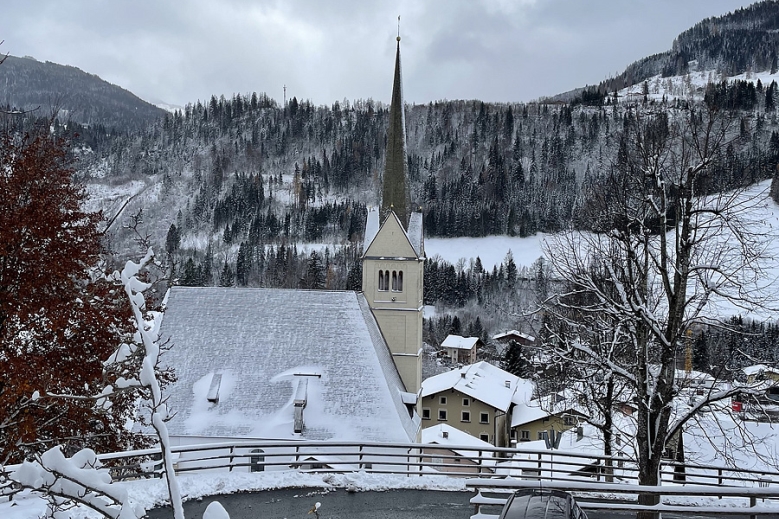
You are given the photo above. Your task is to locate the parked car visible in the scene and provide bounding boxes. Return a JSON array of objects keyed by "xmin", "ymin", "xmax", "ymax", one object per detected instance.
[{"xmin": 498, "ymin": 489, "xmax": 588, "ymax": 519}]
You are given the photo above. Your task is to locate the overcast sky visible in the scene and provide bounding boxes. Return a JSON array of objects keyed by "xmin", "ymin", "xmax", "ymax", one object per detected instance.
[{"xmin": 0, "ymin": 0, "xmax": 760, "ymax": 108}]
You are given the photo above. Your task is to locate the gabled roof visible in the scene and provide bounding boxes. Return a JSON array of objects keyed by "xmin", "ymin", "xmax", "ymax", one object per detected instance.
[
  {"xmin": 421, "ymin": 361, "xmax": 534, "ymax": 412},
  {"xmin": 363, "ymin": 209, "xmax": 424, "ymax": 258},
  {"xmin": 159, "ymin": 287, "xmax": 419, "ymax": 442},
  {"xmin": 511, "ymin": 391, "xmax": 587, "ymax": 428},
  {"xmin": 421, "ymin": 424, "xmax": 495, "ymax": 459},
  {"xmin": 493, "ymin": 330, "xmax": 536, "ymax": 343},
  {"xmin": 441, "ymin": 335, "xmax": 481, "ymax": 351}
]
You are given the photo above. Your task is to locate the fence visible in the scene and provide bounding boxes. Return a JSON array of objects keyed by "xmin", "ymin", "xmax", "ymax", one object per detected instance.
[{"xmin": 85, "ymin": 439, "xmax": 779, "ymax": 516}]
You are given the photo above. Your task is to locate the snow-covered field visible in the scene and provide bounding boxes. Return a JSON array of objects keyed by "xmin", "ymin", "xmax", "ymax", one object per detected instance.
[{"xmin": 426, "ymin": 234, "xmax": 547, "ymax": 271}]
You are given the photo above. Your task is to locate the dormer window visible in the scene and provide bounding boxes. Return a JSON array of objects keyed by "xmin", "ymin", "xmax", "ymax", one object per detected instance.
[
  {"xmin": 391, "ymin": 270, "xmax": 403, "ymax": 291},
  {"xmin": 378, "ymin": 270, "xmax": 390, "ymax": 291}
]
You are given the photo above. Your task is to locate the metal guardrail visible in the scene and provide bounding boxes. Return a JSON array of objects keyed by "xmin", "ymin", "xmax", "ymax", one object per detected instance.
[{"xmin": 85, "ymin": 440, "xmax": 779, "ymax": 516}]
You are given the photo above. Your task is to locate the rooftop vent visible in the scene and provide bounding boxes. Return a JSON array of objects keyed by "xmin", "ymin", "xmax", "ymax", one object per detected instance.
[
  {"xmin": 504, "ymin": 380, "xmax": 511, "ymax": 388},
  {"xmin": 442, "ymin": 431, "xmax": 449, "ymax": 439},
  {"xmin": 293, "ymin": 378, "xmax": 309, "ymax": 434},
  {"xmin": 460, "ymin": 372, "xmax": 466, "ymax": 378},
  {"xmin": 206, "ymin": 374, "xmax": 222, "ymax": 404}
]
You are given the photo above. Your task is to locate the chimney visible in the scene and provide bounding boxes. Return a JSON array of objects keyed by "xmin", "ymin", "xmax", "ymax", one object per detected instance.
[
  {"xmin": 505, "ymin": 380, "xmax": 511, "ymax": 388},
  {"xmin": 206, "ymin": 374, "xmax": 222, "ymax": 404},
  {"xmin": 461, "ymin": 372, "xmax": 466, "ymax": 378},
  {"xmin": 442, "ymin": 430, "xmax": 449, "ymax": 439},
  {"xmin": 293, "ymin": 378, "xmax": 309, "ymax": 434}
]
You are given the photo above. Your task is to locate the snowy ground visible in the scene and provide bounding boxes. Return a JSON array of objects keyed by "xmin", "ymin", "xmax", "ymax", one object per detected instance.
[{"xmin": 426, "ymin": 234, "xmax": 547, "ymax": 272}]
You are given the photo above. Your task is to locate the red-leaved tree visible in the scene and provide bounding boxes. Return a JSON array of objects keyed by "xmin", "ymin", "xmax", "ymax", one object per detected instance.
[{"xmin": 0, "ymin": 129, "xmax": 145, "ymax": 463}]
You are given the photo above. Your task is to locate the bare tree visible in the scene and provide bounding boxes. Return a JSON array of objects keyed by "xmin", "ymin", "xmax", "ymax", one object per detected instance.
[{"xmin": 542, "ymin": 104, "xmax": 777, "ymax": 517}]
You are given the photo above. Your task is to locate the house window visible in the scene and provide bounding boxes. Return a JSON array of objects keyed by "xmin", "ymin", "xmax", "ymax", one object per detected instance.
[
  {"xmin": 520, "ymin": 430, "xmax": 530, "ymax": 441},
  {"xmin": 480, "ymin": 412, "xmax": 489, "ymax": 424},
  {"xmin": 480, "ymin": 434, "xmax": 490, "ymax": 442},
  {"xmin": 422, "ymin": 408, "xmax": 431, "ymax": 420},
  {"xmin": 438, "ymin": 409, "xmax": 447, "ymax": 421},
  {"xmin": 378, "ymin": 270, "xmax": 389, "ymax": 291},
  {"xmin": 462, "ymin": 398, "xmax": 470, "ymax": 406},
  {"xmin": 564, "ymin": 415, "xmax": 576, "ymax": 426},
  {"xmin": 542, "ymin": 417, "xmax": 549, "ymax": 423},
  {"xmin": 391, "ymin": 270, "xmax": 403, "ymax": 291},
  {"xmin": 439, "ymin": 396, "xmax": 447, "ymax": 405},
  {"xmin": 461, "ymin": 411, "xmax": 471, "ymax": 422},
  {"xmin": 538, "ymin": 431, "xmax": 545, "ymax": 440}
]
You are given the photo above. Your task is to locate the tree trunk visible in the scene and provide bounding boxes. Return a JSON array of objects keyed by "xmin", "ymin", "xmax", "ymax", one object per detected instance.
[{"xmin": 637, "ymin": 465, "xmax": 661, "ymax": 519}]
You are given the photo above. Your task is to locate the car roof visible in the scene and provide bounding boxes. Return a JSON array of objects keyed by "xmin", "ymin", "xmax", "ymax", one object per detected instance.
[{"xmin": 499, "ymin": 489, "xmax": 582, "ymax": 519}]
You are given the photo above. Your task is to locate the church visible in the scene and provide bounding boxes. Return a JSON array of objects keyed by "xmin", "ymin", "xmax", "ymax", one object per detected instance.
[{"xmin": 158, "ymin": 36, "xmax": 425, "ymax": 446}]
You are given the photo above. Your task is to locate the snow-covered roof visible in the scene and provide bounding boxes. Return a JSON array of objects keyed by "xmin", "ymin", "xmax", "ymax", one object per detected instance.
[
  {"xmin": 406, "ymin": 212, "xmax": 424, "ymax": 257},
  {"xmin": 492, "ymin": 330, "xmax": 536, "ymax": 342},
  {"xmin": 421, "ymin": 424, "xmax": 495, "ymax": 459},
  {"xmin": 159, "ymin": 287, "xmax": 419, "ymax": 443},
  {"xmin": 511, "ymin": 392, "xmax": 586, "ymax": 428},
  {"xmin": 441, "ymin": 335, "xmax": 480, "ymax": 350},
  {"xmin": 743, "ymin": 364, "xmax": 779, "ymax": 376},
  {"xmin": 421, "ymin": 361, "xmax": 533, "ymax": 412},
  {"xmin": 363, "ymin": 207, "xmax": 380, "ymax": 252}
]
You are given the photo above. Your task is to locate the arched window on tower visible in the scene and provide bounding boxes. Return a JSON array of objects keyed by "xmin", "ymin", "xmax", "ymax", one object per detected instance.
[
  {"xmin": 378, "ymin": 270, "xmax": 389, "ymax": 291},
  {"xmin": 392, "ymin": 270, "xmax": 403, "ymax": 292}
]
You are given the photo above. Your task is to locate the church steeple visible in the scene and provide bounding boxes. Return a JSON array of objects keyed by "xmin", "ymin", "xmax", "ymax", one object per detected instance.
[{"xmin": 381, "ymin": 35, "xmax": 411, "ymax": 229}]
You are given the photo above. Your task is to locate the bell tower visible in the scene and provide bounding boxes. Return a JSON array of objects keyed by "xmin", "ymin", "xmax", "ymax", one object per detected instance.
[{"xmin": 363, "ymin": 34, "xmax": 424, "ymax": 395}]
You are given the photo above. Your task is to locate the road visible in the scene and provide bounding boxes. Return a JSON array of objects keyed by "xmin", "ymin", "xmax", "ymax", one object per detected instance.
[
  {"xmin": 147, "ymin": 488, "xmax": 474, "ymax": 518},
  {"xmin": 147, "ymin": 488, "xmax": 779, "ymax": 519}
]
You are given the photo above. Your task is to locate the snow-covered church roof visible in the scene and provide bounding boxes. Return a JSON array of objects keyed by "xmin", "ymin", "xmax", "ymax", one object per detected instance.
[{"xmin": 159, "ymin": 287, "xmax": 419, "ymax": 442}]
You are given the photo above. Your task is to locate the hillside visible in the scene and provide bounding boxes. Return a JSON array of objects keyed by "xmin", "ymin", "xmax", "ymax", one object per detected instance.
[
  {"xmin": 2, "ymin": 2, "xmax": 776, "ymax": 342},
  {"xmin": 0, "ymin": 55, "xmax": 166, "ymax": 132},
  {"xmin": 554, "ymin": 0, "xmax": 779, "ymax": 102}
]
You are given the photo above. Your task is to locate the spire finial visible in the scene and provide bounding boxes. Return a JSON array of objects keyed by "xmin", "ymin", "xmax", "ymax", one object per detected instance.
[{"xmin": 397, "ymin": 15, "xmax": 401, "ymax": 42}]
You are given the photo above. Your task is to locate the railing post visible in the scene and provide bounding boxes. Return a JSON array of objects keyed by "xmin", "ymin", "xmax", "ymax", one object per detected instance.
[
  {"xmin": 229, "ymin": 445, "xmax": 234, "ymax": 473},
  {"xmin": 718, "ymin": 468, "xmax": 723, "ymax": 499},
  {"xmin": 750, "ymin": 495, "xmax": 757, "ymax": 519}
]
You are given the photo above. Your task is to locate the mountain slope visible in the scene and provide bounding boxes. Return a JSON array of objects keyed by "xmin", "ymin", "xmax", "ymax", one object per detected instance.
[
  {"xmin": 555, "ymin": 0, "xmax": 779, "ymax": 101},
  {"xmin": 0, "ymin": 55, "xmax": 166, "ymax": 132}
]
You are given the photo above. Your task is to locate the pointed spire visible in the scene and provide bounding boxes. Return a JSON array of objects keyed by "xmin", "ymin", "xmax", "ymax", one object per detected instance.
[{"xmin": 381, "ymin": 32, "xmax": 411, "ymax": 229}]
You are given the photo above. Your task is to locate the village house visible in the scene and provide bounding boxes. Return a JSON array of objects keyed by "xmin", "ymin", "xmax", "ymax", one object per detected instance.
[
  {"xmin": 510, "ymin": 393, "xmax": 587, "ymax": 444},
  {"xmin": 440, "ymin": 334, "xmax": 481, "ymax": 365},
  {"xmin": 420, "ymin": 423, "xmax": 495, "ymax": 475},
  {"xmin": 420, "ymin": 361, "xmax": 534, "ymax": 447}
]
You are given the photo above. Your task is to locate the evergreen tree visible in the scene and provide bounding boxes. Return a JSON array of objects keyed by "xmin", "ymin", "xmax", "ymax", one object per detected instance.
[
  {"xmin": 501, "ymin": 341, "xmax": 525, "ymax": 377},
  {"xmin": 218, "ymin": 262, "xmax": 235, "ymax": 287},
  {"xmin": 305, "ymin": 250, "xmax": 326, "ymax": 289},
  {"xmin": 165, "ymin": 223, "xmax": 181, "ymax": 256},
  {"xmin": 450, "ymin": 315, "xmax": 462, "ymax": 336}
]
